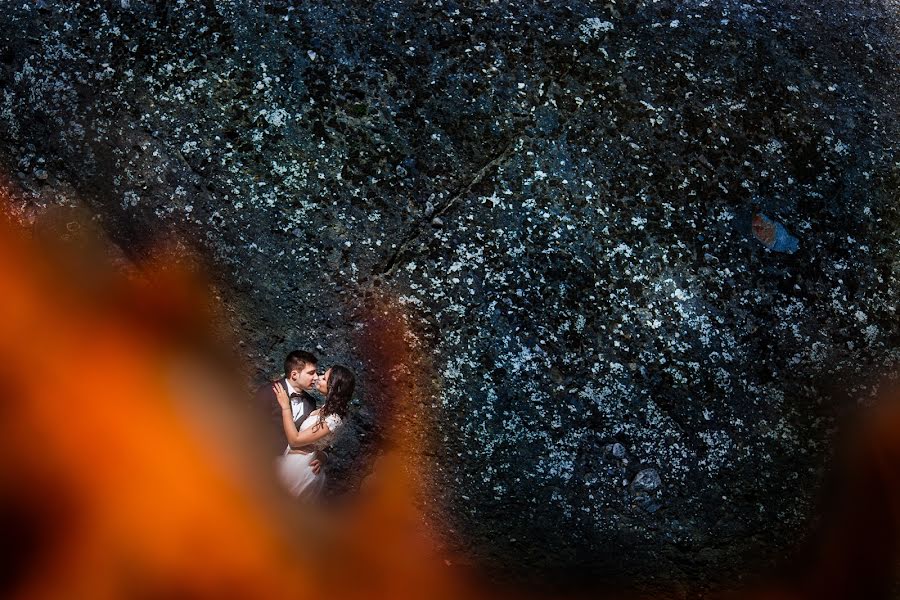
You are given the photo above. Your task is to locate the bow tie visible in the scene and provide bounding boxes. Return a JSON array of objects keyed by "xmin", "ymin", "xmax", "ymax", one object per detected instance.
[{"xmin": 289, "ymin": 392, "xmax": 302, "ymax": 400}]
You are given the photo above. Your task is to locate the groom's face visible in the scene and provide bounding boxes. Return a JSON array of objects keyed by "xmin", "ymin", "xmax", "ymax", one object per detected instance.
[{"xmin": 291, "ymin": 363, "xmax": 318, "ymax": 391}]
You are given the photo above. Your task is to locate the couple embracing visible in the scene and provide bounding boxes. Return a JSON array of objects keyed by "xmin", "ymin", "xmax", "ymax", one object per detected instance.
[{"xmin": 256, "ymin": 350, "xmax": 356, "ymax": 498}]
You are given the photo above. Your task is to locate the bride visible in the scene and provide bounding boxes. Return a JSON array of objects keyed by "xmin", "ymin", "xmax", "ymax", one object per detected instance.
[{"xmin": 274, "ymin": 365, "xmax": 355, "ymax": 498}]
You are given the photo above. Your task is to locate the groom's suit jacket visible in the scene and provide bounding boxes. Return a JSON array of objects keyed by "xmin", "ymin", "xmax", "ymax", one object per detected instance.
[{"xmin": 255, "ymin": 379, "xmax": 316, "ymax": 457}]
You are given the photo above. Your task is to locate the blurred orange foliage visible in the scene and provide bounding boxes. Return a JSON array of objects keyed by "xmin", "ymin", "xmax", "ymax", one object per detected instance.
[{"xmin": 0, "ymin": 183, "xmax": 471, "ymax": 600}]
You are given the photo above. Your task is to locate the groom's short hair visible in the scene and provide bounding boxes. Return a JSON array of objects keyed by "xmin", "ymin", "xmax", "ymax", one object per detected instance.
[{"xmin": 284, "ymin": 350, "xmax": 318, "ymax": 377}]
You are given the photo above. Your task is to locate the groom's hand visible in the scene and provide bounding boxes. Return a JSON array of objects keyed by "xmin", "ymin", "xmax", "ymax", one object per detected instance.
[{"xmin": 309, "ymin": 451, "xmax": 328, "ymax": 475}]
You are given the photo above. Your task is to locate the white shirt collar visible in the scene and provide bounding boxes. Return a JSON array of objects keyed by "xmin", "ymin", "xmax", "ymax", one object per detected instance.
[
  {"xmin": 284, "ymin": 379, "xmax": 300, "ymax": 398},
  {"xmin": 284, "ymin": 379, "xmax": 305, "ymax": 421}
]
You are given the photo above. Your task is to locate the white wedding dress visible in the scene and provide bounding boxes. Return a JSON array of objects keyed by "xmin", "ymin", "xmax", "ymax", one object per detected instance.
[{"xmin": 276, "ymin": 411, "xmax": 342, "ymax": 497}]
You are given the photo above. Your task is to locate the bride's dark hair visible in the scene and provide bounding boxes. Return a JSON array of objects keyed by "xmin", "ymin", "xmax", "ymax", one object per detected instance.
[{"xmin": 320, "ymin": 365, "xmax": 355, "ymax": 423}]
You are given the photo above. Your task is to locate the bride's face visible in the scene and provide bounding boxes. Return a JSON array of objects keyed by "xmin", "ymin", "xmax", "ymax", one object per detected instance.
[{"xmin": 315, "ymin": 368, "xmax": 331, "ymax": 395}]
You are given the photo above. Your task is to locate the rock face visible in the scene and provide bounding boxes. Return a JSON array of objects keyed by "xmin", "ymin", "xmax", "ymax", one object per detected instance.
[{"xmin": 2, "ymin": 0, "xmax": 899, "ymax": 594}]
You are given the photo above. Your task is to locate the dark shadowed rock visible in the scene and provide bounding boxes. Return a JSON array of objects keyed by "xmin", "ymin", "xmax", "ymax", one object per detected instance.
[{"xmin": 631, "ymin": 468, "xmax": 661, "ymax": 494}]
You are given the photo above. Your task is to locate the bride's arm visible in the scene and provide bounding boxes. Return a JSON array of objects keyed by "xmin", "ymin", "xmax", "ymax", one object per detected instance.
[{"xmin": 273, "ymin": 384, "xmax": 333, "ymax": 447}]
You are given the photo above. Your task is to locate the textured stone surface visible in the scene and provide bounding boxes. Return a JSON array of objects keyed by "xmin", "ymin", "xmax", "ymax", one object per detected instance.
[{"xmin": 2, "ymin": 0, "xmax": 899, "ymax": 594}]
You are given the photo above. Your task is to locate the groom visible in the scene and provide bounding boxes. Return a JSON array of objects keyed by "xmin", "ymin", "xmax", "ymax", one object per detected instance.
[{"xmin": 256, "ymin": 350, "xmax": 321, "ymax": 467}]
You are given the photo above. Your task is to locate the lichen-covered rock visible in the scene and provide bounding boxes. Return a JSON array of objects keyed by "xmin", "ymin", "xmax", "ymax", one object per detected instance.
[{"xmin": 1, "ymin": 0, "xmax": 899, "ymax": 594}]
